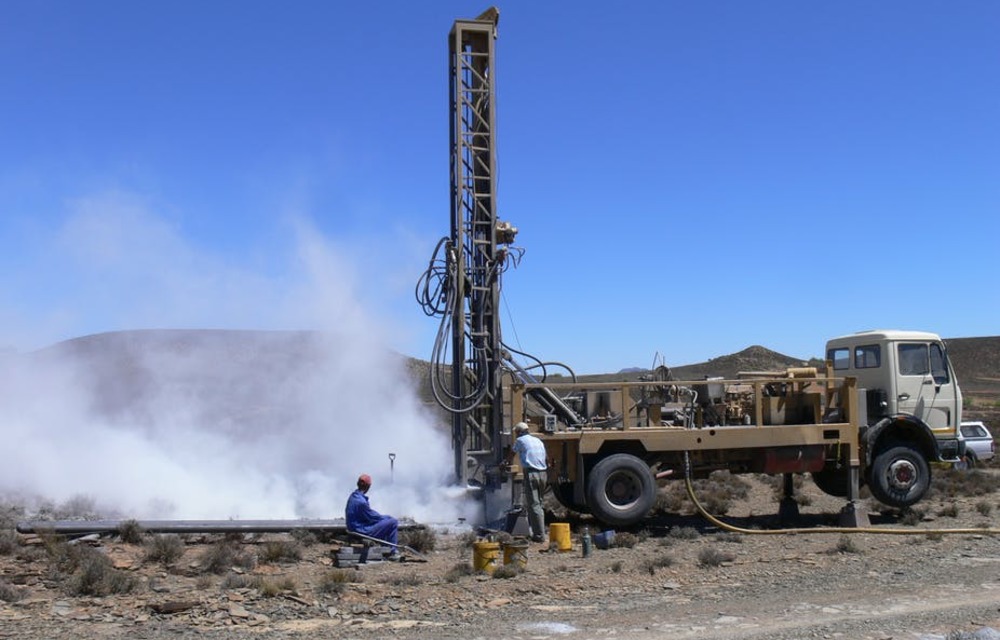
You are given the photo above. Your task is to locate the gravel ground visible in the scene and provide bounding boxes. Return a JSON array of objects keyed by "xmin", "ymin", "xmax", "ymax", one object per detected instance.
[{"xmin": 3, "ymin": 471, "xmax": 1000, "ymax": 640}]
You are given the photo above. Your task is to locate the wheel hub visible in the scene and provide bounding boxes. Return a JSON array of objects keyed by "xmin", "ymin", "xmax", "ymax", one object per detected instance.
[
  {"xmin": 886, "ymin": 459, "xmax": 917, "ymax": 490},
  {"xmin": 606, "ymin": 472, "xmax": 640, "ymax": 507}
]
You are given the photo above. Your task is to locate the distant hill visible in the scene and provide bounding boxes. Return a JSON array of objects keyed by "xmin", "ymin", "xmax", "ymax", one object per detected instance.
[{"xmin": 5, "ymin": 330, "xmax": 998, "ymax": 426}]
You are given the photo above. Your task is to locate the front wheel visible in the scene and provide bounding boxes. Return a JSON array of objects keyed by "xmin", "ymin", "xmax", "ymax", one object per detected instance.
[
  {"xmin": 868, "ymin": 445, "xmax": 930, "ymax": 508},
  {"xmin": 965, "ymin": 451, "xmax": 978, "ymax": 469},
  {"xmin": 586, "ymin": 453, "xmax": 656, "ymax": 527}
]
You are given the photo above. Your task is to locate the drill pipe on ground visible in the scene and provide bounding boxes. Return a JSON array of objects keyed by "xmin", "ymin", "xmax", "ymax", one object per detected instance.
[{"xmin": 15, "ymin": 519, "xmax": 425, "ymax": 536}]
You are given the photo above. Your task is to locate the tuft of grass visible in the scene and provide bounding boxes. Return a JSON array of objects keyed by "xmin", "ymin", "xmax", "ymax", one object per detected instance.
[
  {"xmin": 456, "ymin": 531, "xmax": 479, "ymax": 553},
  {"xmin": 318, "ymin": 569, "xmax": 358, "ymax": 595},
  {"xmin": 144, "ymin": 534, "xmax": 185, "ymax": 566},
  {"xmin": 611, "ymin": 532, "xmax": 638, "ymax": 549},
  {"xmin": 220, "ymin": 572, "xmax": 254, "ymax": 590},
  {"xmin": 400, "ymin": 527, "xmax": 437, "ymax": 553},
  {"xmin": 68, "ymin": 550, "xmax": 139, "ymax": 596},
  {"xmin": 643, "ymin": 554, "xmax": 675, "ymax": 575},
  {"xmin": 444, "ymin": 562, "xmax": 475, "ymax": 583},
  {"xmin": 256, "ymin": 576, "xmax": 297, "ymax": 597},
  {"xmin": 713, "ymin": 532, "xmax": 743, "ymax": 544},
  {"xmin": 198, "ymin": 541, "xmax": 256, "ymax": 575},
  {"xmin": 290, "ymin": 529, "xmax": 318, "ymax": 547},
  {"xmin": 976, "ymin": 501, "xmax": 993, "ymax": 516},
  {"xmin": 925, "ymin": 531, "xmax": 944, "ymax": 542},
  {"xmin": 491, "ymin": 564, "xmax": 521, "ymax": 579},
  {"xmin": 898, "ymin": 507, "xmax": 926, "ymax": 526},
  {"xmin": 381, "ymin": 572, "xmax": 423, "ymax": 587},
  {"xmin": 830, "ymin": 535, "xmax": 860, "ymax": 554},
  {"xmin": 0, "ymin": 530, "xmax": 19, "ymax": 556},
  {"xmin": 0, "ymin": 580, "xmax": 26, "ymax": 603},
  {"xmin": 117, "ymin": 519, "xmax": 145, "ymax": 544},
  {"xmin": 258, "ymin": 540, "xmax": 302, "ymax": 564},
  {"xmin": 697, "ymin": 546, "xmax": 735, "ymax": 568},
  {"xmin": 668, "ymin": 526, "xmax": 699, "ymax": 540},
  {"xmin": 937, "ymin": 503, "xmax": 959, "ymax": 518},
  {"xmin": 195, "ymin": 575, "xmax": 214, "ymax": 590},
  {"xmin": 930, "ymin": 468, "xmax": 998, "ymax": 499},
  {"xmin": 610, "ymin": 560, "xmax": 624, "ymax": 573}
]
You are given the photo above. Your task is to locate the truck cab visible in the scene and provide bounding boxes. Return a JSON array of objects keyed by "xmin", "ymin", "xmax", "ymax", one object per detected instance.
[{"xmin": 824, "ymin": 330, "xmax": 963, "ymax": 505}]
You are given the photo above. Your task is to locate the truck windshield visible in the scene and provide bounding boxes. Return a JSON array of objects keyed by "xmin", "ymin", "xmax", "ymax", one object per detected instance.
[{"xmin": 897, "ymin": 342, "xmax": 950, "ymax": 385}]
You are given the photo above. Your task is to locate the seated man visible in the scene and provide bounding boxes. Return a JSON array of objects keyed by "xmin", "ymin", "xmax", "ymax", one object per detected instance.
[{"xmin": 345, "ymin": 473, "xmax": 399, "ymax": 550}]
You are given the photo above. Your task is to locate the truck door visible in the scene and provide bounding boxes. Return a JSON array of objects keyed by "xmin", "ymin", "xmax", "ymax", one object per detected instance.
[{"xmin": 895, "ymin": 341, "xmax": 958, "ymax": 433}]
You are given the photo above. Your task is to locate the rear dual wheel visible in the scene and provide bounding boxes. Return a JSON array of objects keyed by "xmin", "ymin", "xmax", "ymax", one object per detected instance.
[{"xmin": 585, "ymin": 454, "xmax": 656, "ymax": 527}]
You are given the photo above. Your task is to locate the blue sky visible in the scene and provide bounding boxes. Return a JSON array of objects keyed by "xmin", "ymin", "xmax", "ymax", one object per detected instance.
[{"xmin": 2, "ymin": 1, "xmax": 998, "ymax": 374}]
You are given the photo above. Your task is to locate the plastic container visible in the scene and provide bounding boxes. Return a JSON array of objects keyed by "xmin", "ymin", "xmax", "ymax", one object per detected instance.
[
  {"xmin": 473, "ymin": 541, "xmax": 500, "ymax": 574},
  {"xmin": 502, "ymin": 542, "xmax": 528, "ymax": 569},
  {"xmin": 549, "ymin": 522, "xmax": 571, "ymax": 551},
  {"xmin": 593, "ymin": 530, "xmax": 615, "ymax": 550}
]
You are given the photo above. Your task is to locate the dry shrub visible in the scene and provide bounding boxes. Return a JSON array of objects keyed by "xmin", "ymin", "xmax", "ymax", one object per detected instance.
[
  {"xmin": 444, "ymin": 562, "xmax": 475, "ymax": 583},
  {"xmin": 0, "ymin": 580, "xmax": 26, "ymax": 603},
  {"xmin": 144, "ymin": 534, "xmax": 185, "ymax": 566},
  {"xmin": 492, "ymin": 564, "xmax": 521, "ymax": 579},
  {"xmin": 976, "ymin": 501, "xmax": 993, "ymax": 516},
  {"xmin": 69, "ymin": 550, "xmax": 138, "ymax": 596},
  {"xmin": 668, "ymin": 526, "xmax": 699, "ymax": 540},
  {"xmin": 652, "ymin": 486, "xmax": 686, "ymax": 515},
  {"xmin": 697, "ymin": 546, "xmax": 735, "ymax": 568},
  {"xmin": 256, "ymin": 576, "xmax": 297, "ymax": 597},
  {"xmin": 0, "ymin": 530, "xmax": 19, "ymax": 556},
  {"xmin": 198, "ymin": 541, "xmax": 256, "ymax": 575},
  {"xmin": 899, "ymin": 507, "xmax": 926, "ymax": 527},
  {"xmin": 258, "ymin": 540, "xmax": 302, "ymax": 564},
  {"xmin": 830, "ymin": 535, "xmax": 860, "ymax": 554},
  {"xmin": 220, "ymin": 572, "xmax": 254, "ymax": 590},
  {"xmin": 713, "ymin": 532, "xmax": 743, "ymax": 544},
  {"xmin": 318, "ymin": 569, "xmax": 359, "ymax": 594},
  {"xmin": 400, "ymin": 527, "xmax": 437, "ymax": 553},
  {"xmin": 290, "ymin": 529, "xmax": 318, "ymax": 547},
  {"xmin": 930, "ymin": 468, "xmax": 997, "ymax": 499},
  {"xmin": 381, "ymin": 572, "xmax": 423, "ymax": 587},
  {"xmin": 611, "ymin": 532, "xmax": 638, "ymax": 549},
  {"xmin": 643, "ymin": 554, "xmax": 674, "ymax": 575},
  {"xmin": 610, "ymin": 560, "xmax": 623, "ymax": 573},
  {"xmin": 117, "ymin": 519, "xmax": 144, "ymax": 544},
  {"xmin": 937, "ymin": 503, "xmax": 959, "ymax": 518}
]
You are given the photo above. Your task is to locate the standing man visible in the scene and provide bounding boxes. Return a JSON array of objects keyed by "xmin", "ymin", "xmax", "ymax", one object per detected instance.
[
  {"xmin": 512, "ymin": 422, "xmax": 548, "ymax": 542},
  {"xmin": 345, "ymin": 474, "xmax": 399, "ymax": 553}
]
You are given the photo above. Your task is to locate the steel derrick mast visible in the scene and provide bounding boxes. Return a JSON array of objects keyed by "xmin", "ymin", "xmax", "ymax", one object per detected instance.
[{"xmin": 448, "ymin": 8, "xmax": 507, "ymax": 489}]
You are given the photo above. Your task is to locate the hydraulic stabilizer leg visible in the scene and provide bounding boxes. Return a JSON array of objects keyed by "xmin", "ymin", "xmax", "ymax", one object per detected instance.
[
  {"xmin": 838, "ymin": 465, "xmax": 871, "ymax": 527},
  {"xmin": 777, "ymin": 473, "xmax": 800, "ymax": 523}
]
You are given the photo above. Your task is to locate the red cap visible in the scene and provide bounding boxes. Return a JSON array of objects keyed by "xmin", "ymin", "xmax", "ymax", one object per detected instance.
[{"xmin": 357, "ymin": 474, "xmax": 372, "ymax": 488}]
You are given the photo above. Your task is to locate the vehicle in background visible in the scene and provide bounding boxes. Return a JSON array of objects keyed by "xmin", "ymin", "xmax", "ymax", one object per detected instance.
[{"xmin": 959, "ymin": 421, "xmax": 995, "ymax": 468}]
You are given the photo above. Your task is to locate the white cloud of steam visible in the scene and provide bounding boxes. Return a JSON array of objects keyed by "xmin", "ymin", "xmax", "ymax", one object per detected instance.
[{"xmin": 0, "ymin": 192, "xmax": 477, "ymax": 524}]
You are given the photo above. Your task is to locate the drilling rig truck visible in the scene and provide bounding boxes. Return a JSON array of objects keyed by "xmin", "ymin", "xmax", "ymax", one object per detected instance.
[{"xmin": 418, "ymin": 8, "xmax": 965, "ymax": 528}]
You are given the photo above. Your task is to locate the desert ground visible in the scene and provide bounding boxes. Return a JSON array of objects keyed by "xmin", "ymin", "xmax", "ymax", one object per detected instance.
[{"xmin": 3, "ymin": 466, "xmax": 1000, "ymax": 640}]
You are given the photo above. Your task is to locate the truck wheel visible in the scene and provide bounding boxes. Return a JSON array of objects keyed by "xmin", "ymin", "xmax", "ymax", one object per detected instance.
[
  {"xmin": 868, "ymin": 445, "xmax": 930, "ymax": 508},
  {"xmin": 586, "ymin": 454, "xmax": 656, "ymax": 527},
  {"xmin": 811, "ymin": 468, "xmax": 850, "ymax": 498},
  {"xmin": 965, "ymin": 451, "xmax": 978, "ymax": 469}
]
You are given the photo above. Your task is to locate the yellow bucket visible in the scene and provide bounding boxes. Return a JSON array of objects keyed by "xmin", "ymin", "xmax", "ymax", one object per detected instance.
[
  {"xmin": 502, "ymin": 542, "xmax": 528, "ymax": 569},
  {"xmin": 473, "ymin": 541, "xmax": 500, "ymax": 574},
  {"xmin": 549, "ymin": 522, "xmax": 571, "ymax": 551}
]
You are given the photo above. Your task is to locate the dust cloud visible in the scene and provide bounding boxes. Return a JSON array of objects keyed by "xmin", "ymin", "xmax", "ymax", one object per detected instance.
[{"xmin": 0, "ymin": 192, "xmax": 478, "ymax": 524}]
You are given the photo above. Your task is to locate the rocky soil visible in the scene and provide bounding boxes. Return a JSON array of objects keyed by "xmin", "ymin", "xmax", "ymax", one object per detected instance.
[{"xmin": 3, "ymin": 469, "xmax": 1000, "ymax": 640}]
